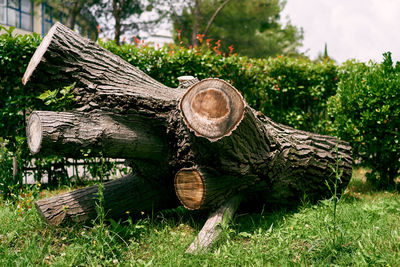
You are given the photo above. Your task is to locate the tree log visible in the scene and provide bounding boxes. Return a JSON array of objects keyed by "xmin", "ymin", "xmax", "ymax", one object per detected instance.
[
  {"xmin": 172, "ymin": 78, "xmax": 353, "ymax": 209},
  {"xmin": 35, "ymin": 173, "xmax": 177, "ymax": 226},
  {"xmin": 186, "ymin": 195, "xmax": 242, "ymax": 254},
  {"xmin": 22, "ymin": 23, "xmax": 353, "ymax": 215},
  {"xmin": 27, "ymin": 111, "xmax": 167, "ymax": 160},
  {"xmin": 22, "ymin": 22, "xmax": 184, "ymax": 119},
  {"xmin": 175, "ymin": 167, "xmax": 260, "ymax": 210}
]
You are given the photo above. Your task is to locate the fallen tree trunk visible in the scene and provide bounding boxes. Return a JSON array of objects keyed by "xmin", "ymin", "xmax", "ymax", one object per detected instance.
[
  {"xmin": 23, "ymin": 23, "xmax": 354, "ymax": 236},
  {"xmin": 35, "ymin": 173, "xmax": 177, "ymax": 225},
  {"xmin": 172, "ymin": 78, "xmax": 353, "ymax": 209},
  {"xmin": 27, "ymin": 111, "xmax": 167, "ymax": 160}
]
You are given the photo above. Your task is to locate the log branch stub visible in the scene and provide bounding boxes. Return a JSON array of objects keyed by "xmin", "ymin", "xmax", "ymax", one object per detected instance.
[
  {"xmin": 180, "ymin": 78, "xmax": 245, "ymax": 141},
  {"xmin": 185, "ymin": 195, "xmax": 242, "ymax": 254},
  {"xmin": 35, "ymin": 173, "xmax": 177, "ymax": 226},
  {"xmin": 26, "ymin": 112, "xmax": 43, "ymax": 154},
  {"xmin": 175, "ymin": 167, "xmax": 261, "ymax": 210},
  {"xmin": 22, "ymin": 24, "xmax": 58, "ymax": 85},
  {"xmin": 27, "ymin": 111, "xmax": 167, "ymax": 160},
  {"xmin": 177, "ymin": 76, "xmax": 199, "ymax": 90},
  {"xmin": 175, "ymin": 168, "xmax": 205, "ymax": 210}
]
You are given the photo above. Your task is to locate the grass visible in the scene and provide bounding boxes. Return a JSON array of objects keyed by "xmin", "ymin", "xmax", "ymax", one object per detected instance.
[{"xmin": 1, "ymin": 168, "xmax": 400, "ymax": 266}]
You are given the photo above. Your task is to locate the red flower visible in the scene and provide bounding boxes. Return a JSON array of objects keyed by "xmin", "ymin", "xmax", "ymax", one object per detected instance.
[
  {"xmin": 177, "ymin": 29, "xmax": 182, "ymax": 41},
  {"xmin": 196, "ymin": 33, "xmax": 205, "ymax": 43},
  {"xmin": 228, "ymin": 45, "xmax": 234, "ymax": 56}
]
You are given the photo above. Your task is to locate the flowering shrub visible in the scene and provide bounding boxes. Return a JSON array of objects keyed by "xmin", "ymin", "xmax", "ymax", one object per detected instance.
[{"xmin": 101, "ymin": 39, "xmax": 338, "ymax": 134}]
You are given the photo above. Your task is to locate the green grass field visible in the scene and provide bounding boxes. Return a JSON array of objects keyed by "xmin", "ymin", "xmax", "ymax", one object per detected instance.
[{"xmin": 0, "ymin": 168, "xmax": 399, "ymax": 266}]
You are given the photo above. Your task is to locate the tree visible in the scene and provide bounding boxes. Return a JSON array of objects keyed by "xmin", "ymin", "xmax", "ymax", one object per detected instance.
[
  {"xmin": 37, "ymin": 0, "xmax": 99, "ymax": 35},
  {"xmin": 93, "ymin": 0, "xmax": 166, "ymax": 45},
  {"xmin": 171, "ymin": 0, "xmax": 303, "ymax": 58}
]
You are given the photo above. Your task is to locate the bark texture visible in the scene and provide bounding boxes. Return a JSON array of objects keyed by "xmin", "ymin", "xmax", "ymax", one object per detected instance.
[
  {"xmin": 173, "ymin": 78, "xmax": 352, "ymax": 208},
  {"xmin": 27, "ymin": 111, "xmax": 167, "ymax": 160},
  {"xmin": 22, "ymin": 22, "xmax": 184, "ymax": 120},
  {"xmin": 35, "ymin": 173, "xmax": 177, "ymax": 226}
]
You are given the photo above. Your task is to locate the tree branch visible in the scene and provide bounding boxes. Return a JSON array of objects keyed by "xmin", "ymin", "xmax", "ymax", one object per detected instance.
[{"xmin": 203, "ymin": 0, "xmax": 232, "ymax": 37}]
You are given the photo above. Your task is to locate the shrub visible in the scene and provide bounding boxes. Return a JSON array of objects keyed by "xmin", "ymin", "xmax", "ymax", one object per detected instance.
[
  {"xmin": 0, "ymin": 26, "xmax": 42, "ymax": 154},
  {"xmin": 101, "ymin": 41, "xmax": 338, "ymax": 134},
  {"xmin": 328, "ymin": 53, "xmax": 400, "ymax": 189}
]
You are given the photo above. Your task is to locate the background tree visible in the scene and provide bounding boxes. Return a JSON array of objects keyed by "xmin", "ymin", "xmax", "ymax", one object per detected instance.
[
  {"xmin": 171, "ymin": 0, "xmax": 303, "ymax": 58},
  {"xmin": 35, "ymin": 0, "xmax": 99, "ymax": 36},
  {"xmin": 93, "ymin": 0, "xmax": 166, "ymax": 45}
]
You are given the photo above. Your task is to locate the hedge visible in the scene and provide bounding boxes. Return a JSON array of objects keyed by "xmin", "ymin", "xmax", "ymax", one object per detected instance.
[{"xmin": 328, "ymin": 53, "xmax": 400, "ymax": 189}]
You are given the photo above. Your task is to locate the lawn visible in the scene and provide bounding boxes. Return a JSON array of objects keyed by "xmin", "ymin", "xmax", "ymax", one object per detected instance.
[{"xmin": 0, "ymin": 168, "xmax": 399, "ymax": 266}]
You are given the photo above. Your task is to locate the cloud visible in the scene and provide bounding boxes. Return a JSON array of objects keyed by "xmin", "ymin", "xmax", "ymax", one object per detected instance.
[{"xmin": 282, "ymin": 0, "xmax": 400, "ymax": 63}]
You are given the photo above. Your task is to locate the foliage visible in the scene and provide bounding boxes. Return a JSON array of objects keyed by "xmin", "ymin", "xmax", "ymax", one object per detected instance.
[
  {"xmin": 171, "ymin": 0, "xmax": 303, "ymax": 58},
  {"xmin": 94, "ymin": 0, "xmax": 164, "ymax": 45},
  {"xmin": 101, "ymin": 40, "xmax": 338, "ymax": 134},
  {"xmin": 0, "ymin": 26, "xmax": 42, "ymax": 153},
  {"xmin": 328, "ymin": 53, "xmax": 400, "ymax": 189},
  {"xmin": 37, "ymin": 83, "xmax": 76, "ymax": 111},
  {"xmin": 35, "ymin": 0, "xmax": 100, "ymax": 37}
]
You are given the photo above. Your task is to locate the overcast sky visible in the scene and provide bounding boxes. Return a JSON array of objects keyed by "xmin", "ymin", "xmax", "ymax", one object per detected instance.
[{"xmin": 281, "ymin": 0, "xmax": 400, "ymax": 63}]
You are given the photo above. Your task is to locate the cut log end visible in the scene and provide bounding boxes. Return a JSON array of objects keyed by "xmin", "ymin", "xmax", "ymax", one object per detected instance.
[
  {"xmin": 180, "ymin": 78, "xmax": 245, "ymax": 142},
  {"xmin": 22, "ymin": 22, "xmax": 60, "ymax": 85},
  {"xmin": 26, "ymin": 112, "xmax": 43, "ymax": 154},
  {"xmin": 175, "ymin": 168, "xmax": 205, "ymax": 210}
]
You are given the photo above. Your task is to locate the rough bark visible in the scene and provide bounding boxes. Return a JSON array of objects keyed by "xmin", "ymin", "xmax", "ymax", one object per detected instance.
[
  {"xmin": 112, "ymin": 0, "xmax": 122, "ymax": 45},
  {"xmin": 186, "ymin": 195, "xmax": 242, "ymax": 254},
  {"xmin": 172, "ymin": 78, "xmax": 353, "ymax": 208},
  {"xmin": 22, "ymin": 22, "xmax": 184, "ymax": 119},
  {"xmin": 191, "ymin": 0, "xmax": 202, "ymax": 47},
  {"xmin": 26, "ymin": 110, "xmax": 167, "ymax": 160},
  {"xmin": 13, "ymin": 156, "xmax": 19, "ymax": 184},
  {"xmin": 35, "ymin": 173, "xmax": 177, "ymax": 226}
]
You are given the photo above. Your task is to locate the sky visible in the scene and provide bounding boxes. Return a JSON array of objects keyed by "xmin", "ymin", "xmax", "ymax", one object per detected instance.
[{"xmin": 281, "ymin": 0, "xmax": 400, "ymax": 63}]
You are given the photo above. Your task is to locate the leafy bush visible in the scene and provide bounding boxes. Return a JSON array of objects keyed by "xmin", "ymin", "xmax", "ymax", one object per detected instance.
[
  {"xmin": 328, "ymin": 53, "xmax": 400, "ymax": 189},
  {"xmin": 0, "ymin": 26, "xmax": 42, "ymax": 154},
  {"xmin": 101, "ymin": 40, "xmax": 338, "ymax": 134}
]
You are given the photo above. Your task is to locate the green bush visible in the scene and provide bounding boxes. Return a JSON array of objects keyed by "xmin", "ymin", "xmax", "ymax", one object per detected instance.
[
  {"xmin": 328, "ymin": 53, "xmax": 400, "ymax": 189},
  {"xmin": 0, "ymin": 26, "xmax": 42, "ymax": 154},
  {"xmin": 101, "ymin": 41, "xmax": 338, "ymax": 134}
]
